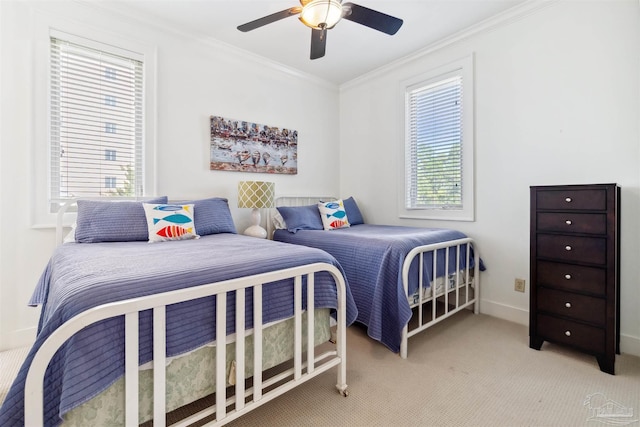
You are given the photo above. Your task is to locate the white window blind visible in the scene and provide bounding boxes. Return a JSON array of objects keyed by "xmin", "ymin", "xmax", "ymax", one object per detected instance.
[
  {"xmin": 406, "ymin": 75, "xmax": 463, "ymax": 209},
  {"xmin": 399, "ymin": 55, "xmax": 474, "ymax": 221},
  {"xmin": 50, "ymin": 36, "xmax": 144, "ymax": 205}
]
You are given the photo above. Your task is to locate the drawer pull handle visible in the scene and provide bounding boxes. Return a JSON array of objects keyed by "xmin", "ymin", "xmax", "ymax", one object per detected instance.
[
  {"xmin": 565, "ymin": 245, "xmax": 572, "ymax": 251},
  {"xmin": 565, "ymin": 330, "xmax": 571, "ymax": 337},
  {"xmin": 565, "ymin": 274, "xmax": 572, "ymax": 280},
  {"xmin": 565, "ymin": 220, "xmax": 572, "ymax": 225},
  {"xmin": 565, "ymin": 197, "xmax": 572, "ymax": 203},
  {"xmin": 565, "ymin": 302, "xmax": 572, "ymax": 308}
]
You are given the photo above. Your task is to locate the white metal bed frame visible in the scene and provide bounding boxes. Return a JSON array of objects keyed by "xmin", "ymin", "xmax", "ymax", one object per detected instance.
[
  {"xmin": 270, "ymin": 195, "xmax": 480, "ymax": 359},
  {"xmin": 401, "ymin": 237, "xmax": 480, "ymax": 358},
  {"xmin": 24, "ymin": 200, "xmax": 349, "ymax": 426}
]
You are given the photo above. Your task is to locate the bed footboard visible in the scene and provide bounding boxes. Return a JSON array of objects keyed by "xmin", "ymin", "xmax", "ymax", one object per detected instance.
[
  {"xmin": 25, "ymin": 263, "xmax": 348, "ymax": 426},
  {"xmin": 400, "ymin": 237, "xmax": 480, "ymax": 359}
]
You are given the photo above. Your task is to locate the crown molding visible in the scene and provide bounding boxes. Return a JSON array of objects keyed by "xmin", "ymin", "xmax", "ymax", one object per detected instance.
[
  {"xmin": 340, "ymin": 0, "xmax": 559, "ymax": 91},
  {"xmin": 72, "ymin": 0, "xmax": 339, "ymax": 92},
  {"xmin": 66, "ymin": 0, "xmax": 559, "ymax": 93}
]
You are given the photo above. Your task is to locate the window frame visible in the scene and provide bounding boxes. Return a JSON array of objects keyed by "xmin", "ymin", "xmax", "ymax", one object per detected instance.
[
  {"xmin": 104, "ymin": 176, "xmax": 117, "ymax": 188},
  {"xmin": 31, "ymin": 14, "xmax": 157, "ymax": 227},
  {"xmin": 398, "ymin": 54, "xmax": 475, "ymax": 222},
  {"xmin": 105, "ymin": 149, "xmax": 117, "ymax": 161}
]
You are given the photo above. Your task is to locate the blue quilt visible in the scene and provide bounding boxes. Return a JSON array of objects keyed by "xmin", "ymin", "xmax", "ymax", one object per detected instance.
[
  {"xmin": 0, "ymin": 234, "xmax": 357, "ymax": 427},
  {"xmin": 274, "ymin": 224, "xmax": 483, "ymax": 353}
]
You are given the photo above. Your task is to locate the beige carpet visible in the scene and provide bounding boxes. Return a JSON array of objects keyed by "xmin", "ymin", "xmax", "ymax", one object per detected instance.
[
  {"xmin": 0, "ymin": 346, "xmax": 29, "ymax": 408},
  {"xmin": 221, "ymin": 312, "xmax": 640, "ymax": 426},
  {"xmin": 2, "ymin": 313, "xmax": 639, "ymax": 426}
]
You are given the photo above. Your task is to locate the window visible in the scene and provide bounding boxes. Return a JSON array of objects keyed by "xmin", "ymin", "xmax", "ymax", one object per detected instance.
[
  {"xmin": 50, "ymin": 35, "xmax": 144, "ymax": 204},
  {"xmin": 105, "ymin": 123, "xmax": 117, "ymax": 133},
  {"xmin": 105, "ymin": 67, "xmax": 117, "ymax": 80},
  {"xmin": 399, "ymin": 55, "xmax": 474, "ymax": 221},
  {"xmin": 32, "ymin": 21, "xmax": 156, "ymax": 226},
  {"xmin": 104, "ymin": 95, "xmax": 117, "ymax": 106}
]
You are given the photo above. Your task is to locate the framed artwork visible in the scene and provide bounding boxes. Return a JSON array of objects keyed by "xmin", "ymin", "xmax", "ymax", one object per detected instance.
[{"xmin": 210, "ymin": 115, "xmax": 297, "ymax": 174}]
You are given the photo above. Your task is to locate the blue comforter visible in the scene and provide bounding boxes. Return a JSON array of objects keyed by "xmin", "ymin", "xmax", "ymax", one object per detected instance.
[
  {"xmin": 0, "ymin": 234, "xmax": 357, "ymax": 426},
  {"xmin": 274, "ymin": 224, "xmax": 482, "ymax": 353}
]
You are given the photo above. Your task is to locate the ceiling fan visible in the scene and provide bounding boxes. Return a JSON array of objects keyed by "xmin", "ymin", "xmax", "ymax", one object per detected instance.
[{"xmin": 237, "ymin": 0, "xmax": 403, "ymax": 60}]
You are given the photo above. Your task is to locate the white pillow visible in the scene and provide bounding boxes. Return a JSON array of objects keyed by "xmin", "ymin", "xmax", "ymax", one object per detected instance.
[
  {"xmin": 143, "ymin": 203, "xmax": 199, "ymax": 242},
  {"xmin": 63, "ymin": 223, "xmax": 77, "ymax": 243},
  {"xmin": 317, "ymin": 200, "xmax": 350, "ymax": 230},
  {"xmin": 272, "ymin": 211, "xmax": 286, "ymax": 230}
]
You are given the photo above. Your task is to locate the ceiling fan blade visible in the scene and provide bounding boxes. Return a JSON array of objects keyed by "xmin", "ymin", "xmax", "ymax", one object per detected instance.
[
  {"xmin": 310, "ymin": 28, "xmax": 327, "ymax": 60},
  {"xmin": 342, "ymin": 3, "xmax": 403, "ymax": 35},
  {"xmin": 237, "ymin": 7, "xmax": 302, "ymax": 32}
]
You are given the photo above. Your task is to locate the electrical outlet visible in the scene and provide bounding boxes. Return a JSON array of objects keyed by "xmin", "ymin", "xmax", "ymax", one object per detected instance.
[{"xmin": 514, "ymin": 278, "xmax": 526, "ymax": 293}]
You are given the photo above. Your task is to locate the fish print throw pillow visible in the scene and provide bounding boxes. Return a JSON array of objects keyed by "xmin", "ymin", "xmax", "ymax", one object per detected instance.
[
  {"xmin": 318, "ymin": 200, "xmax": 350, "ymax": 230},
  {"xmin": 143, "ymin": 203, "xmax": 200, "ymax": 242}
]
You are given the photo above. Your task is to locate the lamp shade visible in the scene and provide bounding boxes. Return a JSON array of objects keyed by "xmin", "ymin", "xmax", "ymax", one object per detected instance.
[
  {"xmin": 238, "ymin": 181, "xmax": 275, "ymax": 209},
  {"xmin": 299, "ymin": 0, "xmax": 343, "ymax": 29}
]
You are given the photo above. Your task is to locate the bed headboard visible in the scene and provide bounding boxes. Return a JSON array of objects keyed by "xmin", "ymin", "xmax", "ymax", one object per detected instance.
[
  {"xmin": 266, "ymin": 195, "xmax": 337, "ymax": 239},
  {"xmin": 274, "ymin": 195, "xmax": 336, "ymax": 207}
]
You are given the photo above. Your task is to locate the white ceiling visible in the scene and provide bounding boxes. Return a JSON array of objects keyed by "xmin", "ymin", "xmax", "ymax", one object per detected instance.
[{"xmin": 94, "ymin": 0, "xmax": 527, "ymax": 85}]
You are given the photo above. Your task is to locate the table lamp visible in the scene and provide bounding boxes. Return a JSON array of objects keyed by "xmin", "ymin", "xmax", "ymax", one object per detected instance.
[{"xmin": 237, "ymin": 181, "xmax": 275, "ymax": 238}]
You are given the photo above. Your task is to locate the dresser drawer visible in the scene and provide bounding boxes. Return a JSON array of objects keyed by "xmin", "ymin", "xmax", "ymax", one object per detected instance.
[
  {"xmin": 537, "ymin": 287, "xmax": 605, "ymax": 325},
  {"xmin": 536, "ymin": 189, "xmax": 607, "ymax": 211},
  {"xmin": 537, "ymin": 234, "xmax": 606, "ymax": 265},
  {"xmin": 536, "ymin": 212, "xmax": 606, "ymax": 235},
  {"xmin": 537, "ymin": 314, "xmax": 604, "ymax": 354},
  {"xmin": 536, "ymin": 261, "xmax": 606, "ymax": 295}
]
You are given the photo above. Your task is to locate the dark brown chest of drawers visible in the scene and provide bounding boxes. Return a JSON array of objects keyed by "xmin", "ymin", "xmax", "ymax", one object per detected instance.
[{"xmin": 530, "ymin": 184, "xmax": 620, "ymax": 374}]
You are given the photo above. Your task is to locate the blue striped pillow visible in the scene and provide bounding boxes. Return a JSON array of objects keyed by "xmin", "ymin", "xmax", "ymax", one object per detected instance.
[
  {"xmin": 183, "ymin": 197, "xmax": 237, "ymax": 235},
  {"xmin": 342, "ymin": 196, "xmax": 364, "ymax": 225},
  {"xmin": 75, "ymin": 197, "xmax": 168, "ymax": 243},
  {"xmin": 276, "ymin": 205, "xmax": 324, "ymax": 233}
]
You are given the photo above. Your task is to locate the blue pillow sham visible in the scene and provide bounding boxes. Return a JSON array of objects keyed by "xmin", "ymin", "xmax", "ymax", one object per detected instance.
[
  {"xmin": 276, "ymin": 205, "xmax": 324, "ymax": 233},
  {"xmin": 75, "ymin": 196, "xmax": 237, "ymax": 242},
  {"xmin": 342, "ymin": 196, "xmax": 364, "ymax": 225},
  {"xmin": 184, "ymin": 197, "xmax": 237, "ymax": 236},
  {"xmin": 75, "ymin": 197, "xmax": 168, "ymax": 243}
]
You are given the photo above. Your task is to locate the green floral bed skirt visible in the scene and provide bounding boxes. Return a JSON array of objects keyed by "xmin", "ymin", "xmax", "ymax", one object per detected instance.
[{"xmin": 62, "ymin": 309, "xmax": 332, "ymax": 425}]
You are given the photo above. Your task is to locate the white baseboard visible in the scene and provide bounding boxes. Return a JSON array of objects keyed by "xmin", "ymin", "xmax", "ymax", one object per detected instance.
[
  {"xmin": 480, "ymin": 298, "xmax": 640, "ymax": 358},
  {"xmin": 620, "ymin": 334, "xmax": 640, "ymax": 357},
  {"xmin": 480, "ymin": 298, "xmax": 528, "ymax": 326}
]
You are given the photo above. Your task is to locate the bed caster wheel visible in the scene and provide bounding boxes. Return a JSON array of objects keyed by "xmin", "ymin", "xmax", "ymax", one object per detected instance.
[{"xmin": 339, "ymin": 388, "xmax": 349, "ymax": 397}]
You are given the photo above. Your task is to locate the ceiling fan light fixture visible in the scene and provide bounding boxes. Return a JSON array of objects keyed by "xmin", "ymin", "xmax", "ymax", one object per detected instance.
[{"xmin": 299, "ymin": 0, "xmax": 343, "ymax": 29}]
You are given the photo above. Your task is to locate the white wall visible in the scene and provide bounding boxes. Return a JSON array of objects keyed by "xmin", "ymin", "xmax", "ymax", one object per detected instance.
[
  {"xmin": 0, "ymin": 2, "xmax": 4, "ymax": 350},
  {"xmin": 339, "ymin": 0, "xmax": 640, "ymax": 355},
  {"xmin": 3, "ymin": 0, "xmax": 639, "ymax": 358},
  {"xmin": 0, "ymin": 1, "xmax": 340, "ymax": 350}
]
